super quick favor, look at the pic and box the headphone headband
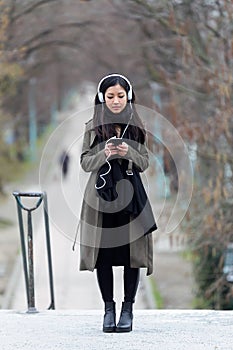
[97,73,133,103]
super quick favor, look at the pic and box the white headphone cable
[95,104,133,190]
[95,142,112,190]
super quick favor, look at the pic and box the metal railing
[13,191,55,313]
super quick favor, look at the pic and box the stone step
[1,309,232,350]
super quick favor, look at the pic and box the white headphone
[97,73,133,103]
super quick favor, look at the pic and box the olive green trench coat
[79,119,155,275]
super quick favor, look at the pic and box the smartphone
[107,137,123,146]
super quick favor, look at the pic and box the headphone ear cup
[128,89,132,101]
[98,92,104,103]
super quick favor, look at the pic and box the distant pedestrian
[77,74,157,333]
[59,151,70,178]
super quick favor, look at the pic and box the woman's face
[104,84,127,114]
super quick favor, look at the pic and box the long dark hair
[93,75,146,143]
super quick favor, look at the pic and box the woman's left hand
[117,142,128,157]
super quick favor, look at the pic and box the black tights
[96,265,140,303]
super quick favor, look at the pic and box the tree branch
[12,0,58,21]
[21,21,92,48]
[196,149,233,164]
[23,40,81,58]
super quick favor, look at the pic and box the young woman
[79,74,157,332]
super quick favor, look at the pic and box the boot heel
[103,325,115,333]
[116,302,133,333]
[103,301,116,333]
[115,324,132,333]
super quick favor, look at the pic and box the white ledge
[0,309,232,350]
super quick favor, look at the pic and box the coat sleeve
[80,124,106,173]
[124,136,149,172]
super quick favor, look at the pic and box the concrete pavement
[1,309,233,350]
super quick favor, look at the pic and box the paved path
[1,309,233,350]
[6,93,153,311]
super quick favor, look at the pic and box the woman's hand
[117,142,128,157]
[104,141,129,158]
[104,142,118,157]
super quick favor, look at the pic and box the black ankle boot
[103,301,116,333]
[116,302,133,333]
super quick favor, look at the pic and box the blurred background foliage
[0,0,232,308]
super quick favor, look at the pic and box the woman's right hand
[104,143,118,158]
